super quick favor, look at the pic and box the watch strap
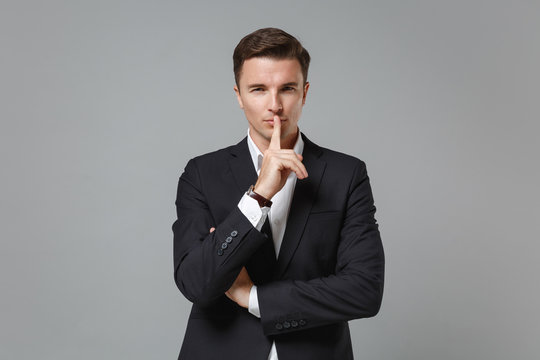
[247,185,272,208]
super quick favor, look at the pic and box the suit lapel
[275,134,326,278]
[228,137,258,196]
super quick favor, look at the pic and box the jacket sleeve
[256,160,385,336]
[172,158,267,307]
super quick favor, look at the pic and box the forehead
[239,57,303,86]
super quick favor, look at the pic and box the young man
[172,28,384,360]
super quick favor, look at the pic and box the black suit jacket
[172,133,384,360]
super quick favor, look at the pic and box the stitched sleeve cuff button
[283,321,291,329]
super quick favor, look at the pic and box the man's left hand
[225,266,253,309]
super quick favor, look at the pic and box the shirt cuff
[237,193,269,231]
[248,285,261,318]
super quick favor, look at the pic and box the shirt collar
[246,127,304,173]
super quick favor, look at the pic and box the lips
[264,118,287,123]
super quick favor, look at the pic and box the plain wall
[1,0,539,359]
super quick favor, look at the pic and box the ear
[302,82,310,106]
[234,85,244,109]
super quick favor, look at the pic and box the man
[172,28,384,360]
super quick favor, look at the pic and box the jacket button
[231,230,238,237]
[221,243,228,249]
[299,319,306,326]
[283,321,291,329]
[275,323,283,330]
[291,320,298,328]
[225,236,233,243]
[217,249,224,256]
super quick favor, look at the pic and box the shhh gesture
[253,115,308,200]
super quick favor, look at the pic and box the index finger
[269,115,281,150]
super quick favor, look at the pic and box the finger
[209,227,215,233]
[273,151,303,162]
[272,154,309,178]
[275,158,308,179]
[269,115,281,150]
[293,162,309,179]
[270,149,304,163]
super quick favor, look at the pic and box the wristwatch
[246,185,272,208]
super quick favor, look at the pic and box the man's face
[234,57,309,150]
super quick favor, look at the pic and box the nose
[268,92,283,114]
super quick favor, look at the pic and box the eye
[250,88,264,92]
[282,86,296,92]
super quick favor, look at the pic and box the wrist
[242,285,253,309]
[253,184,274,201]
[248,185,273,207]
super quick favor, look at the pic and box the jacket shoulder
[190,143,237,165]
[182,138,245,170]
[306,135,366,172]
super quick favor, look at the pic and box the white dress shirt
[237,128,304,360]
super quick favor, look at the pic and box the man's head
[233,27,311,87]
[233,28,311,150]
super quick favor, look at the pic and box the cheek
[287,100,304,118]
[243,99,264,115]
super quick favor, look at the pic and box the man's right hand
[253,115,308,199]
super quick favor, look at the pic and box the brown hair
[233,28,311,87]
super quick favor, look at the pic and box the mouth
[264,118,287,124]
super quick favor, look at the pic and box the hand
[225,266,253,309]
[254,115,308,199]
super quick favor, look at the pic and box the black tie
[246,217,277,285]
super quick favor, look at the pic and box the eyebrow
[247,82,299,89]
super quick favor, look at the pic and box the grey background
[1,0,539,359]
